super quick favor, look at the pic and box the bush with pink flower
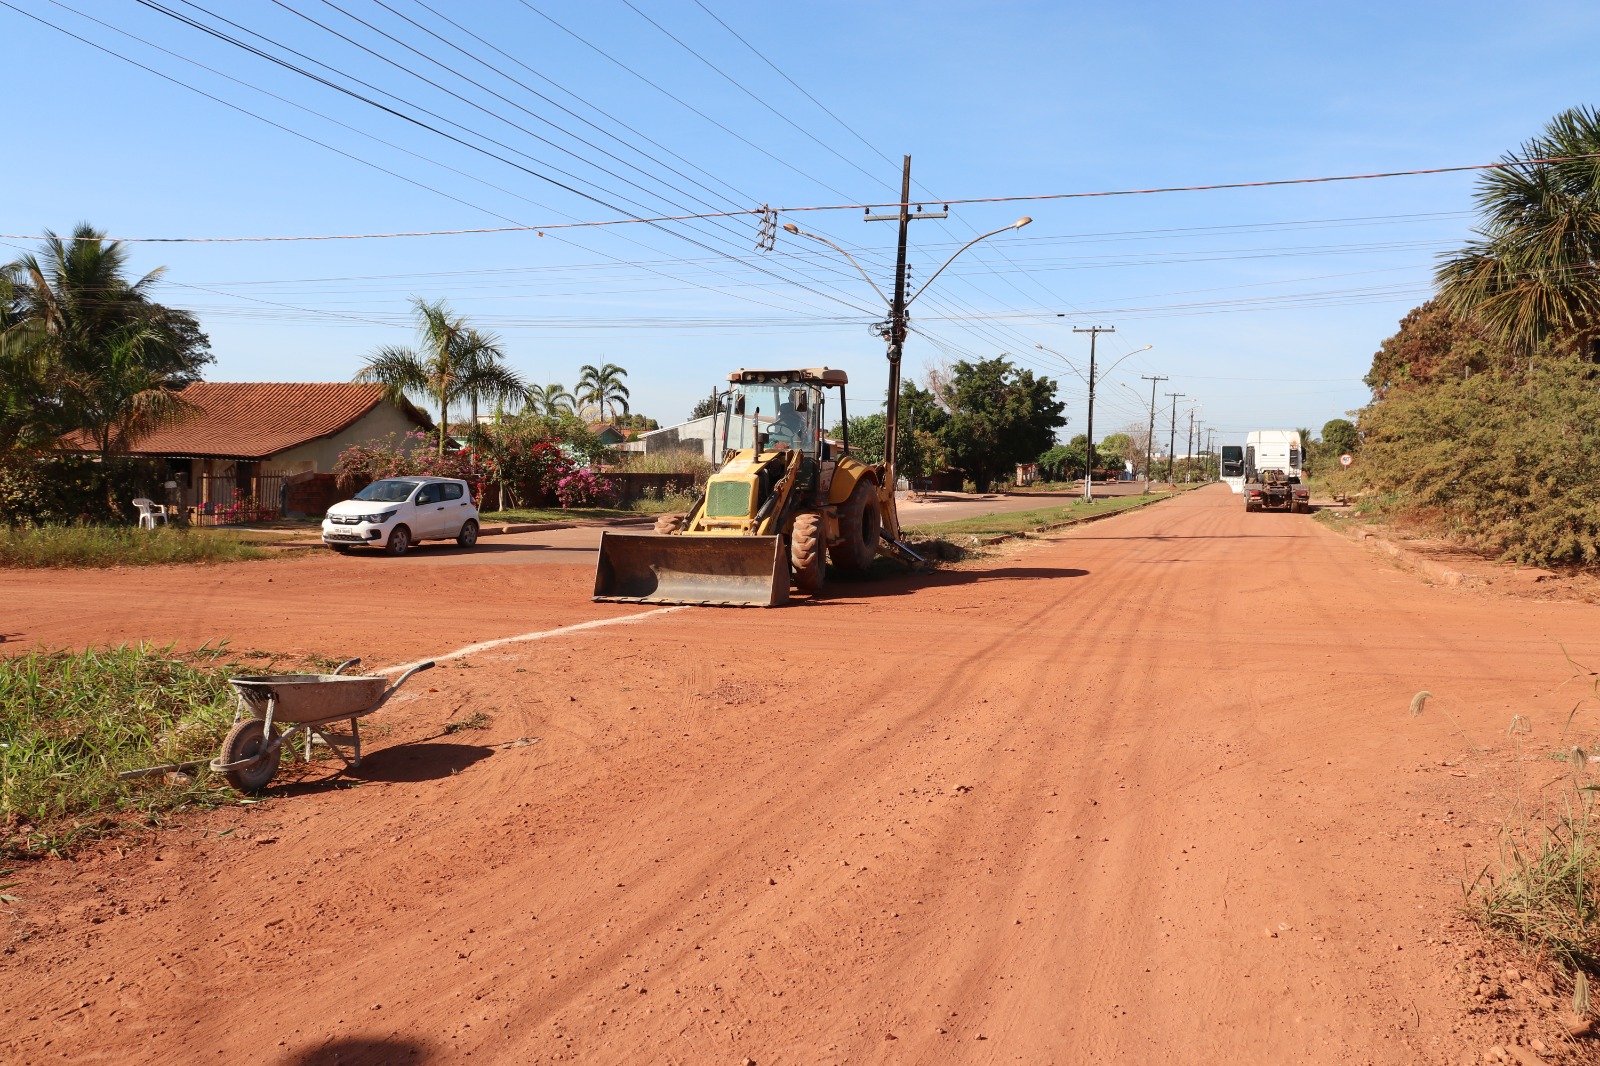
[554,468,617,508]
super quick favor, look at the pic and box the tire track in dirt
[8,486,1600,1064]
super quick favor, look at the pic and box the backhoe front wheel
[831,477,881,573]
[790,512,825,594]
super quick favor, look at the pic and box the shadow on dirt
[823,566,1088,600]
[268,741,493,795]
[347,741,494,783]
[281,1037,433,1064]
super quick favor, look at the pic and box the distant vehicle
[322,476,479,555]
[1244,468,1311,513]
[1220,445,1246,494]
[1244,430,1304,483]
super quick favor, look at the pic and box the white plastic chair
[132,498,168,530]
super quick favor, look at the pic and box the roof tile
[62,382,426,459]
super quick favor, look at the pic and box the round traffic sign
[1339,453,1353,467]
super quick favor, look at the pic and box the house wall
[638,414,719,461]
[262,401,425,475]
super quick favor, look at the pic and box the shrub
[613,448,714,484]
[1353,355,1600,565]
[476,429,573,508]
[332,431,476,494]
[0,453,162,526]
[555,469,617,508]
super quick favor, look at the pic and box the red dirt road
[5,485,1599,1064]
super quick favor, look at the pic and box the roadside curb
[1360,532,1474,588]
[956,489,1189,547]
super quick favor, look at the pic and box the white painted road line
[378,606,690,675]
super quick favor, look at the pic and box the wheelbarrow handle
[370,660,435,708]
[333,657,362,675]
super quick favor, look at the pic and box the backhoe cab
[592,367,922,606]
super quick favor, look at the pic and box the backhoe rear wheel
[831,477,881,573]
[790,512,825,594]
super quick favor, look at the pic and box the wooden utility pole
[1165,392,1185,483]
[1072,326,1116,503]
[1140,374,1167,493]
[865,156,943,488]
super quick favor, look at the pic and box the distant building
[62,381,430,519]
[633,414,721,461]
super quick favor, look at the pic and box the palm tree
[355,297,525,454]
[526,382,577,418]
[1436,106,1600,354]
[2,225,198,457]
[577,362,630,422]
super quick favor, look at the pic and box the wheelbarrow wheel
[220,718,282,793]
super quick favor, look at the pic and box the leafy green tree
[1321,418,1358,456]
[938,357,1065,491]
[1038,439,1086,481]
[1097,432,1132,476]
[1436,106,1600,354]
[1365,300,1498,398]
[837,413,886,465]
[577,362,630,421]
[689,394,725,421]
[2,225,209,458]
[613,412,658,431]
[355,297,525,454]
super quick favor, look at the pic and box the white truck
[1222,430,1304,495]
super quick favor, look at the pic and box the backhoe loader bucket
[592,531,790,607]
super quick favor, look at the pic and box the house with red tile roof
[62,382,430,518]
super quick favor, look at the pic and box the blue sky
[6,0,1598,444]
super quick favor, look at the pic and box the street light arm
[906,217,1031,307]
[1096,344,1154,383]
[781,222,890,306]
[1033,342,1090,387]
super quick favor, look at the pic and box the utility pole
[865,156,944,487]
[1140,374,1167,494]
[1072,325,1116,503]
[1206,429,1216,480]
[1164,392,1185,483]
[1184,407,1197,482]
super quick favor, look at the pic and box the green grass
[0,525,271,568]
[0,643,252,857]
[905,491,1172,538]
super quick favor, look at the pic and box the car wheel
[386,525,412,556]
[457,519,479,547]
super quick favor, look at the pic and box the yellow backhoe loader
[592,367,923,607]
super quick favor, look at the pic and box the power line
[3,155,1581,244]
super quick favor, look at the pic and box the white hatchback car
[322,476,480,555]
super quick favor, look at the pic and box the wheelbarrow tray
[228,674,390,724]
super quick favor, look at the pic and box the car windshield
[353,479,419,503]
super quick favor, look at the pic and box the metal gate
[192,473,287,526]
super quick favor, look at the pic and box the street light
[1036,340,1151,501]
[782,215,1031,481]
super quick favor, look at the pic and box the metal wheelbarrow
[211,658,434,792]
